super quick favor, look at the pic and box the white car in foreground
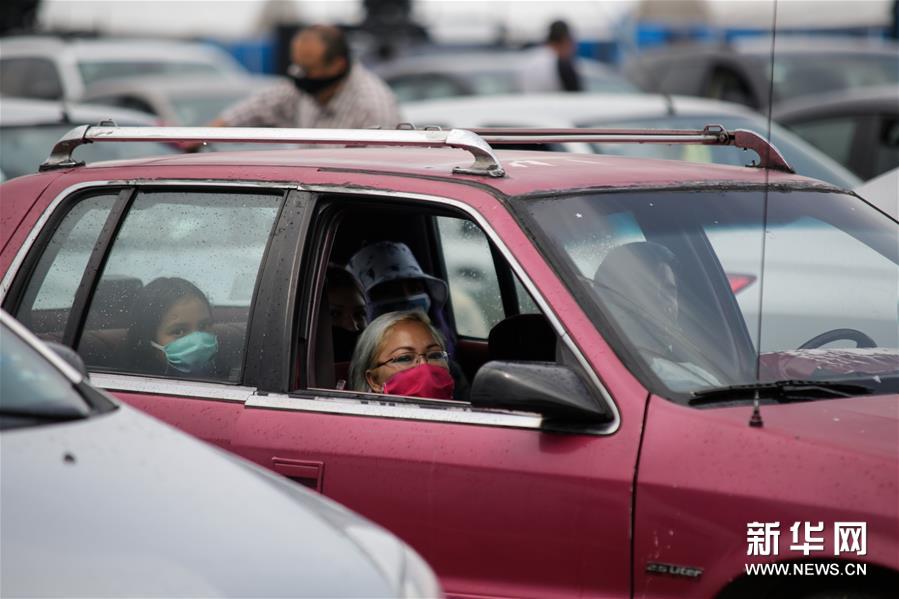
[0,310,440,598]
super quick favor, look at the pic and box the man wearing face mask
[210,25,401,131]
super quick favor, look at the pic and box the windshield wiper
[689,380,872,407]
[0,406,89,422]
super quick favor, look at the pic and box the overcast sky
[37,0,895,41]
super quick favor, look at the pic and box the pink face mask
[382,363,455,400]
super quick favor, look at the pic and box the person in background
[210,24,401,130]
[125,277,218,377]
[325,264,367,363]
[349,310,455,400]
[522,19,583,93]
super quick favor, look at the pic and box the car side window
[309,202,563,403]
[14,193,118,342]
[75,190,281,382]
[0,57,63,100]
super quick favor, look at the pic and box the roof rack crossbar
[40,125,506,177]
[469,125,793,172]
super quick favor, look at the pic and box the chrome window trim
[90,372,255,402]
[1,178,621,435]
[247,392,546,430]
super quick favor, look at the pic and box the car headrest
[488,313,556,362]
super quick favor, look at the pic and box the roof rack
[39,125,506,177]
[40,123,793,177]
[469,124,793,173]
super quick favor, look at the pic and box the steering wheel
[798,328,877,350]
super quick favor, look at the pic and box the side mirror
[470,361,611,422]
[45,342,90,380]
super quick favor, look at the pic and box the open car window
[303,198,563,404]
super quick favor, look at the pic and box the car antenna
[749,0,779,429]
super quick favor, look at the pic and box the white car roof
[0,96,158,126]
[402,92,760,128]
[0,35,243,69]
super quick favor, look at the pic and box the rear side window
[0,57,63,100]
[14,193,118,341]
[79,190,281,382]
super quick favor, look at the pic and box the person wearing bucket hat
[347,241,449,321]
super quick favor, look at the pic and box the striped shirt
[220,63,402,130]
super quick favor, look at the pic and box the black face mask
[290,63,351,95]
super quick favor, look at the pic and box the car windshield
[516,188,898,400]
[0,125,179,179]
[581,114,861,189]
[170,93,248,126]
[78,61,224,86]
[0,323,90,427]
[770,54,899,102]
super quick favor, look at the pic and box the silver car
[0,35,248,102]
[0,310,441,598]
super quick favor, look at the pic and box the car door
[226,189,646,598]
[3,182,292,448]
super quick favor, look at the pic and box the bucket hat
[347,241,448,306]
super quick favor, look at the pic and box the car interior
[299,196,565,403]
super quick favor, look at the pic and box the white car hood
[0,403,398,597]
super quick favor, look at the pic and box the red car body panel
[1,147,896,598]
[634,394,899,597]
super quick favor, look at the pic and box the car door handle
[271,458,324,492]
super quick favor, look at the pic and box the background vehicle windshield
[770,54,899,102]
[0,323,88,424]
[518,189,898,398]
[583,114,861,189]
[0,125,178,179]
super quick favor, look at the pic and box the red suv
[1,125,896,598]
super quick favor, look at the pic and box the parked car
[0,125,896,598]
[0,97,179,180]
[0,309,441,598]
[774,85,899,180]
[402,92,861,189]
[82,74,286,126]
[855,166,898,220]
[373,50,639,102]
[623,36,899,111]
[0,35,247,102]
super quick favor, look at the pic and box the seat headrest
[488,313,556,362]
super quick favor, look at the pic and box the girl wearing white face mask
[125,277,219,378]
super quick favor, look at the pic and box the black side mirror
[45,342,89,380]
[470,361,610,422]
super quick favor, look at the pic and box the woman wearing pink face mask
[348,310,455,400]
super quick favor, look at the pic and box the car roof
[69,145,815,197]
[375,50,620,77]
[402,92,762,127]
[0,96,158,126]
[732,35,899,56]
[0,35,242,65]
[82,73,284,98]
[773,84,899,121]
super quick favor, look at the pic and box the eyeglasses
[373,350,449,370]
